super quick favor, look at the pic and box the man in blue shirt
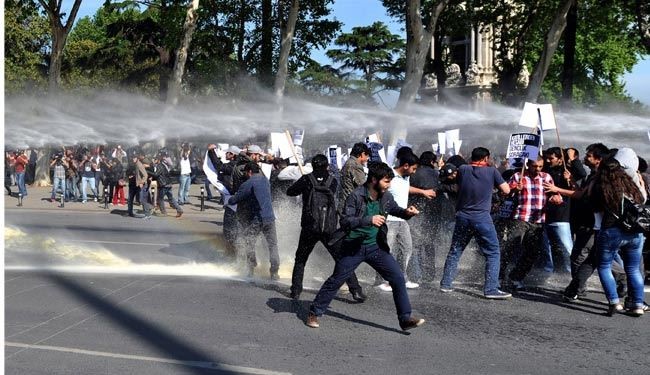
[439,147,512,299]
[228,161,280,280]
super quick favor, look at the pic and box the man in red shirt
[506,157,562,289]
[15,150,29,197]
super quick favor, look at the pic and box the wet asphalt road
[5,205,650,375]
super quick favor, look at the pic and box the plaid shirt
[509,171,554,224]
[53,164,66,179]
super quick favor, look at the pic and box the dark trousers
[311,242,412,322]
[157,185,182,215]
[496,218,518,279]
[564,229,627,297]
[508,221,545,282]
[223,207,238,257]
[290,229,361,296]
[127,185,140,215]
[107,182,117,204]
[239,220,280,274]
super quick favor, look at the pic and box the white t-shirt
[387,173,410,222]
[180,158,191,175]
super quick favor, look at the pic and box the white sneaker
[405,281,420,289]
[377,282,392,292]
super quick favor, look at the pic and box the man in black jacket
[151,155,183,218]
[306,162,424,331]
[287,154,365,302]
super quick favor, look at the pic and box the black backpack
[306,174,338,235]
[613,196,650,234]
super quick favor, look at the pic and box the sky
[73,0,650,105]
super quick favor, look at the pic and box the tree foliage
[4,0,50,93]
[326,22,405,102]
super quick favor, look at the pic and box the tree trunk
[396,0,448,111]
[526,0,575,103]
[237,0,246,67]
[39,0,83,94]
[259,0,274,87]
[157,47,173,101]
[274,0,300,99]
[560,2,577,109]
[167,0,200,106]
[634,0,650,53]
[33,149,53,187]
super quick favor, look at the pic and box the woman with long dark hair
[592,156,646,317]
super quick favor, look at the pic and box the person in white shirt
[378,150,436,291]
[178,145,192,204]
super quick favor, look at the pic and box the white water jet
[6,91,649,158]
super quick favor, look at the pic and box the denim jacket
[330,185,411,252]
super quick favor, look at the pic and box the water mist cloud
[5,91,650,156]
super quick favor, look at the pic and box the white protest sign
[445,129,460,153]
[432,144,439,153]
[437,132,446,155]
[647,129,650,142]
[386,145,396,167]
[328,145,343,170]
[260,163,273,180]
[453,140,462,155]
[292,129,305,147]
[519,102,557,130]
[367,133,381,143]
[270,132,293,159]
[506,133,541,169]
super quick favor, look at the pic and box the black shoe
[289,291,300,300]
[606,303,623,317]
[562,293,579,303]
[399,317,425,331]
[350,289,367,303]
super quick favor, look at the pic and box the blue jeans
[81,176,97,201]
[139,184,152,216]
[204,179,213,199]
[440,216,501,295]
[544,222,573,273]
[597,227,645,307]
[311,243,412,322]
[178,174,191,203]
[157,186,182,214]
[66,176,79,200]
[16,172,27,196]
[51,177,66,199]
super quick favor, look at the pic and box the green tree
[526,0,646,107]
[326,22,405,103]
[4,0,50,93]
[38,0,84,93]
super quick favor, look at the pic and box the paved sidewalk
[4,184,224,217]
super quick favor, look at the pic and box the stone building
[419,25,529,108]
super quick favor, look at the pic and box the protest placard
[519,102,556,130]
[506,133,541,168]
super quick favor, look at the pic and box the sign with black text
[506,133,541,168]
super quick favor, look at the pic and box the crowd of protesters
[5,138,650,330]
